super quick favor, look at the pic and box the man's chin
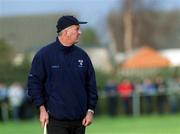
[74,40,79,44]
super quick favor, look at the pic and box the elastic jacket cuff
[87,109,94,114]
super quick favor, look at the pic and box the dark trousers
[107,97,118,116]
[47,118,86,134]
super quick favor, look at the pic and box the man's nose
[78,30,81,35]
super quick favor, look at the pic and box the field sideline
[0,114,180,134]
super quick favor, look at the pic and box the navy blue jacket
[28,38,98,120]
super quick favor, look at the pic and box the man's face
[66,25,81,44]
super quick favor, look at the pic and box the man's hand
[39,105,49,128]
[82,111,94,127]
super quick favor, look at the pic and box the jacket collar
[55,37,75,52]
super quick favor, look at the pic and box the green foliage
[10,56,31,84]
[117,67,180,81]
[80,27,100,46]
[0,40,30,84]
[95,70,111,90]
[0,39,13,65]
[0,57,30,85]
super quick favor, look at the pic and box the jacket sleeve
[86,55,98,111]
[27,52,46,108]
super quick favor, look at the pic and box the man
[28,15,98,134]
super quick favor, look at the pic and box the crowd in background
[0,76,180,122]
[103,76,180,116]
[0,81,35,122]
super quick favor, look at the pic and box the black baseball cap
[56,15,87,33]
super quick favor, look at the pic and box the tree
[0,39,14,65]
[0,39,14,83]
[79,27,100,46]
[107,0,180,52]
[0,39,30,84]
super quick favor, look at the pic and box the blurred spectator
[133,79,144,113]
[143,78,156,114]
[105,79,118,116]
[167,77,180,114]
[155,77,167,114]
[19,88,36,119]
[8,82,25,121]
[117,79,133,115]
[134,80,143,94]
[0,82,8,121]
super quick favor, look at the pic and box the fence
[0,89,180,121]
[97,89,180,116]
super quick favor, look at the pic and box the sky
[1,0,180,27]
[1,0,180,44]
[0,0,120,27]
[0,0,119,16]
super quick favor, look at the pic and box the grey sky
[1,0,180,27]
[1,0,180,45]
[0,0,120,27]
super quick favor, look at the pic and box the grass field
[1,114,180,134]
